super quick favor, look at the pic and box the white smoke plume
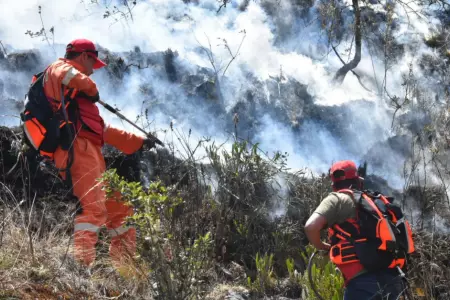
[0,0,446,193]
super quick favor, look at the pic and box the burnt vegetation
[0,0,450,299]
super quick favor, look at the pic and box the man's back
[314,192,356,226]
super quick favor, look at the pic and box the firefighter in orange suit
[41,39,154,270]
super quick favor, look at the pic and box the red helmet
[65,39,106,69]
[329,160,359,183]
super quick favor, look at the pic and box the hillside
[1,0,450,299]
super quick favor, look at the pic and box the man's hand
[142,138,156,149]
[319,242,331,251]
[144,135,164,147]
[316,243,331,258]
[142,137,164,149]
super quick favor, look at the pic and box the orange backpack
[329,189,415,271]
[21,69,75,159]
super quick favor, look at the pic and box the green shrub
[205,140,289,264]
[300,245,344,300]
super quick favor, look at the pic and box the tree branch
[124,63,150,72]
[222,30,246,77]
[194,33,219,76]
[332,45,371,92]
[217,0,231,14]
[0,40,7,57]
[334,0,361,84]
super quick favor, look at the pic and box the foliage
[247,252,276,295]
[205,140,290,263]
[408,231,450,299]
[101,169,214,300]
[300,245,344,300]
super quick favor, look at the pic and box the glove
[142,138,156,150]
[77,91,99,103]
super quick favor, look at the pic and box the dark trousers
[344,269,407,300]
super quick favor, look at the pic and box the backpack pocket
[376,218,397,251]
[354,239,394,271]
[23,117,46,151]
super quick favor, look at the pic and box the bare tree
[333,0,361,83]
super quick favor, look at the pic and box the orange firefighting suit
[42,58,144,267]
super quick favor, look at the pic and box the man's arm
[304,194,342,251]
[304,213,330,251]
[44,61,99,103]
[57,62,99,97]
[103,124,144,154]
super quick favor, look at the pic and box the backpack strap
[58,84,75,191]
[361,193,398,251]
[333,189,363,220]
[328,191,361,245]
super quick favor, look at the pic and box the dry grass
[204,284,249,300]
[408,231,450,299]
[0,197,155,299]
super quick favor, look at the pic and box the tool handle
[98,100,165,147]
[98,100,117,114]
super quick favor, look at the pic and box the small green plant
[300,245,344,300]
[247,252,276,295]
[284,257,303,298]
[233,219,248,236]
[286,257,296,282]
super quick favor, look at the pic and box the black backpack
[330,189,415,272]
[21,69,74,159]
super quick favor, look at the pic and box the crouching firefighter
[20,39,157,273]
[304,160,415,300]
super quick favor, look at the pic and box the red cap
[66,39,107,69]
[330,160,359,183]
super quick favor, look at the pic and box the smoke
[268,173,289,220]
[0,0,446,201]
